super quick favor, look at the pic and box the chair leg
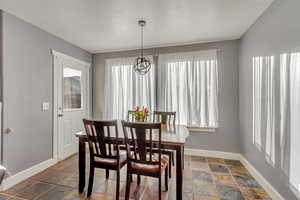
[165,166,168,191]
[169,157,172,178]
[182,146,185,169]
[137,175,141,185]
[106,169,109,179]
[87,165,95,197]
[125,171,131,200]
[158,177,162,200]
[171,152,175,166]
[116,170,120,200]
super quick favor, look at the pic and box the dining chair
[153,111,176,125]
[122,121,169,200]
[83,119,127,199]
[127,110,136,121]
[153,111,177,175]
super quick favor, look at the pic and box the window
[157,50,218,128]
[103,50,218,128]
[252,56,275,165]
[104,57,155,120]
[63,67,82,110]
[280,52,300,196]
[252,53,300,196]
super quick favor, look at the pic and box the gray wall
[239,0,300,199]
[1,11,92,175]
[0,11,3,163]
[93,40,241,153]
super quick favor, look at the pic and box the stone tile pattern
[0,154,272,200]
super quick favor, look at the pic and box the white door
[53,51,90,160]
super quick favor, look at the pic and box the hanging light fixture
[134,20,151,75]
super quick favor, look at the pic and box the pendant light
[134,20,151,75]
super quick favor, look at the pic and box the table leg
[79,139,86,193]
[176,145,183,200]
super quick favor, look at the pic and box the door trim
[51,49,91,160]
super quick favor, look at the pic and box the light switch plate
[42,102,50,111]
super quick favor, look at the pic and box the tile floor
[0,154,272,200]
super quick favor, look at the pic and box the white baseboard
[1,158,58,191]
[185,148,285,200]
[239,156,285,200]
[184,148,241,160]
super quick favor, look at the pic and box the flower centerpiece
[133,106,149,122]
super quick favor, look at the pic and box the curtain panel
[103,56,155,120]
[157,50,218,128]
[252,56,276,166]
[280,52,300,196]
[280,53,291,177]
[252,53,300,196]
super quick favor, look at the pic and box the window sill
[187,127,217,133]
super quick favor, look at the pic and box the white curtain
[280,54,290,177]
[157,50,218,127]
[252,56,276,165]
[281,52,300,195]
[253,52,300,196]
[104,56,155,120]
[253,57,263,150]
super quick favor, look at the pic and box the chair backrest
[83,119,120,161]
[121,121,162,166]
[153,111,176,125]
[127,110,136,121]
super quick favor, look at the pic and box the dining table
[75,121,189,200]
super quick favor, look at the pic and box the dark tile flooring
[0,154,272,200]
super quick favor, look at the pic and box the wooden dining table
[75,122,189,200]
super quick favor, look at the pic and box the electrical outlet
[42,102,50,111]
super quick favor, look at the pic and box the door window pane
[63,67,82,110]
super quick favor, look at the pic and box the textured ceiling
[0,0,273,53]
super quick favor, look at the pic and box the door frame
[51,50,91,161]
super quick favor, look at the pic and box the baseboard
[239,156,285,200]
[185,148,285,200]
[1,158,58,191]
[184,148,241,160]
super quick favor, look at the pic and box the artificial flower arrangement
[133,106,149,122]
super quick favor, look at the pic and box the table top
[76,121,189,145]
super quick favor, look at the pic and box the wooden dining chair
[83,119,127,199]
[122,121,169,200]
[127,110,136,121]
[153,111,176,125]
[153,111,177,175]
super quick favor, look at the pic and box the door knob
[58,114,64,117]
[4,128,13,135]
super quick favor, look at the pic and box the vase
[135,116,146,122]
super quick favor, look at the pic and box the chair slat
[107,126,112,156]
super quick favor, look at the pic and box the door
[53,51,90,160]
